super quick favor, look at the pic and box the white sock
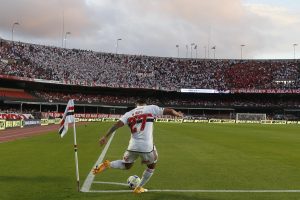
[110,160,126,169]
[139,168,154,187]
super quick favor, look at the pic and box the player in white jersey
[93,99,183,194]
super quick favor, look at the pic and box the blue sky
[0,0,299,59]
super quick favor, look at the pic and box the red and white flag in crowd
[58,99,75,138]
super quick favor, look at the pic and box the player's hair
[136,99,147,105]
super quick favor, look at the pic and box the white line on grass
[89,182,300,193]
[80,131,116,192]
[88,189,300,193]
[93,181,128,186]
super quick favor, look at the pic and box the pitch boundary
[90,181,300,193]
[80,131,116,192]
[88,189,300,193]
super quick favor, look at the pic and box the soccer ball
[127,175,141,189]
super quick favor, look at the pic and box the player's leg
[133,147,158,193]
[93,151,137,174]
[138,154,157,187]
[110,160,134,169]
[138,163,155,186]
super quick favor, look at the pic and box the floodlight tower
[176,45,179,58]
[190,43,195,58]
[64,32,71,48]
[240,44,246,59]
[116,38,122,54]
[12,22,20,42]
[293,44,298,59]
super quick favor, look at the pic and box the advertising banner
[22,119,41,127]
[41,119,49,126]
[0,120,5,130]
[5,120,22,128]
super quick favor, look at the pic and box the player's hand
[99,136,107,146]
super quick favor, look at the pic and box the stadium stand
[1,39,300,121]
[0,87,35,100]
[32,90,300,108]
[0,40,299,91]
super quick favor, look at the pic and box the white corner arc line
[87,189,300,193]
[80,131,116,192]
[93,181,128,186]
[89,190,131,193]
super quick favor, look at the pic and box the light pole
[240,44,246,59]
[293,44,298,59]
[176,45,179,58]
[116,38,122,54]
[204,46,207,59]
[186,45,188,58]
[12,22,20,42]
[64,31,71,48]
[212,46,216,59]
[190,43,195,58]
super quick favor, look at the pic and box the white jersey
[119,105,164,153]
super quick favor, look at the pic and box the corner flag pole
[59,99,80,192]
[73,118,80,192]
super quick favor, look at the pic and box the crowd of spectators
[33,91,300,108]
[34,91,160,105]
[0,40,299,91]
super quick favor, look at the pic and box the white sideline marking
[93,181,128,186]
[80,131,116,192]
[88,189,300,193]
[88,182,300,193]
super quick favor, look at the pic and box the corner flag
[59,99,75,138]
[58,99,80,192]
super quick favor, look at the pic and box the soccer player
[93,99,183,193]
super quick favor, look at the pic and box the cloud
[246,3,300,25]
[0,0,98,46]
[0,0,299,58]
[244,3,300,58]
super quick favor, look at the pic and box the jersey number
[128,114,152,134]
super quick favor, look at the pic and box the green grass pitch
[0,123,300,200]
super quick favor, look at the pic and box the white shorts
[122,146,158,165]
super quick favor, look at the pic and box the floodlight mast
[64,32,71,48]
[293,44,298,59]
[176,44,179,58]
[12,22,20,42]
[240,44,246,59]
[116,38,122,54]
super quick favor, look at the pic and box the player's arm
[99,120,124,146]
[163,108,183,117]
